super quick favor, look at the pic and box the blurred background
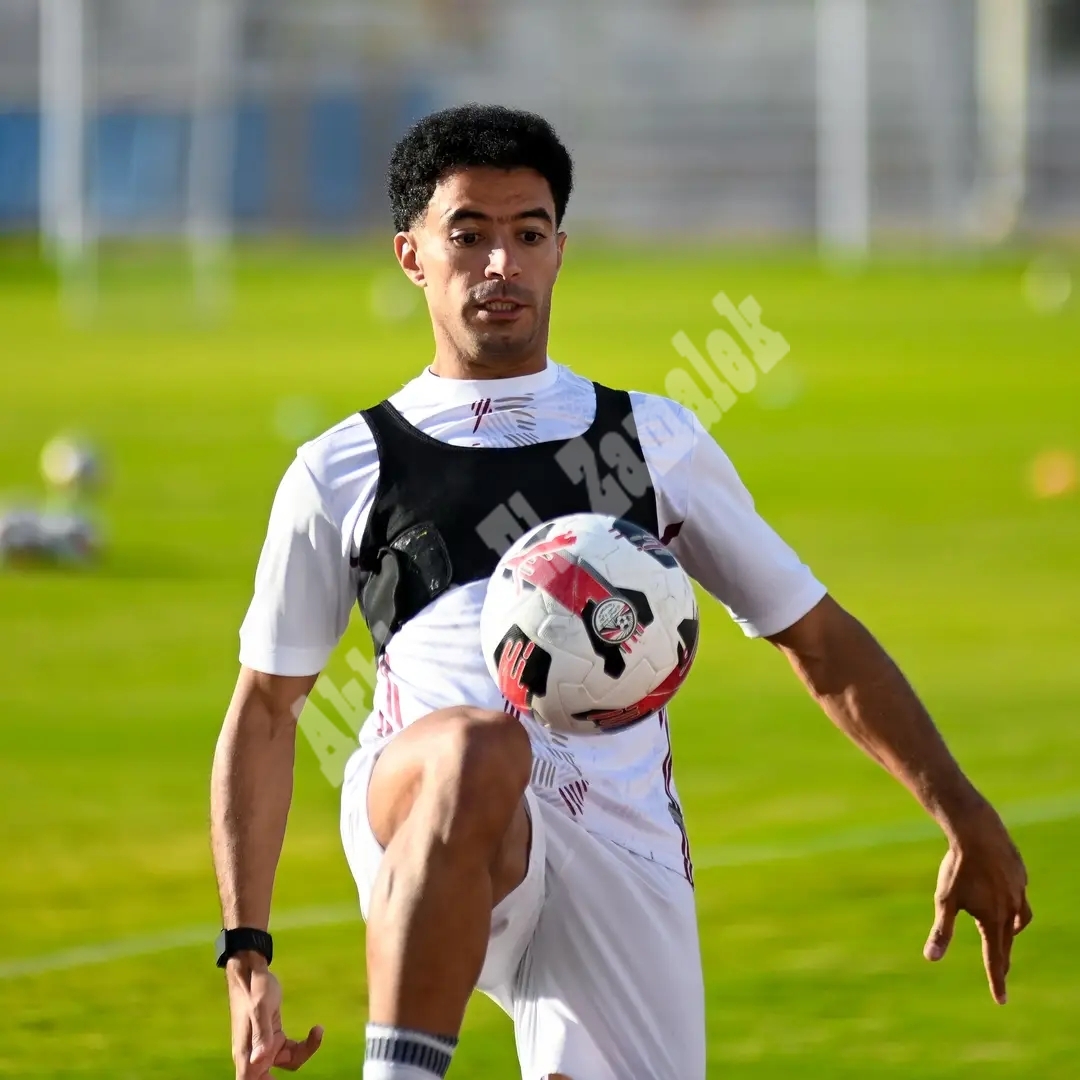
[1,2,1077,1078]
[2,0,1080,248]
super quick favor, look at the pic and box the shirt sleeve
[238,455,356,676]
[634,394,827,638]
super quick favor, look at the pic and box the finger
[248,1002,279,1068]
[1014,895,1033,935]
[231,1002,256,1079]
[273,1026,325,1071]
[924,896,957,961]
[978,919,1009,1005]
[1000,918,1015,979]
[231,1014,251,1078]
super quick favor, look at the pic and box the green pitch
[0,246,1077,1078]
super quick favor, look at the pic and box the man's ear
[395,232,426,287]
[556,231,567,271]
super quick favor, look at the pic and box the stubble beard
[460,300,551,369]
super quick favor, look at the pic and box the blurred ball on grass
[40,434,104,494]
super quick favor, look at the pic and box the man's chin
[470,328,537,359]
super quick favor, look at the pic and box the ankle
[364,1023,459,1079]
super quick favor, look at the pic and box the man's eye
[453,232,479,246]
[522,231,544,243]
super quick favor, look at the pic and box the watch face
[215,929,231,966]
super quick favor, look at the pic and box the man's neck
[429,349,548,381]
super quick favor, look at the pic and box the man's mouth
[474,299,526,320]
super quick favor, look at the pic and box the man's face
[395,166,565,371]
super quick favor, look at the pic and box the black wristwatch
[216,927,274,969]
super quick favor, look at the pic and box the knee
[426,707,532,828]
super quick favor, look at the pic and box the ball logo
[591,597,638,645]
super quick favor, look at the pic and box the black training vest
[355,383,660,653]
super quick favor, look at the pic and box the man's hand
[769,596,1034,1005]
[213,669,322,1075]
[924,806,1033,1004]
[226,954,323,1078]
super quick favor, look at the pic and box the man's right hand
[226,954,323,1078]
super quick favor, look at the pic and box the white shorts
[340,744,706,1080]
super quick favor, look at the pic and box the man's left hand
[923,806,1032,1004]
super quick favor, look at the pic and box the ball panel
[491,625,553,711]
[481,512,699,736]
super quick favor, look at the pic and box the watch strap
[216,927,273,968]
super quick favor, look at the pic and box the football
[480,512,700,736]
[40,435,102,492]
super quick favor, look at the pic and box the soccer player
[211,105,1031,1080]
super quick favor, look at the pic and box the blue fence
[0,110,39,225]
[0,86,432,232]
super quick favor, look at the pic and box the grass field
[1,245,1078,1078]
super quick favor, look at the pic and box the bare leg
[364,706,532,1036]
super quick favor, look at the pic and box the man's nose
[486,244,521,280]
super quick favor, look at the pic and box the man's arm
[211,666,323,1078]
[634,400,1031,1001]
[767,594,1032,1004]
[212,667,315,927]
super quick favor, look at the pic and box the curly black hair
[387,103,574,233]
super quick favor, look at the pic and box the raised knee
[429,707,532,817]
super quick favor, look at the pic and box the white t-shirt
[239,359,826,880]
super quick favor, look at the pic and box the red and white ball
[480,512,699,736]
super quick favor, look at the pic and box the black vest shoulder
[355,383,660,653]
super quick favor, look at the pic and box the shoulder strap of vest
[360,398,412,444]
[590,382,635,436]
[587,381,659,535]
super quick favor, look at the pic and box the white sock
[363,1023,458,1079]
[363,1066,446,1080]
